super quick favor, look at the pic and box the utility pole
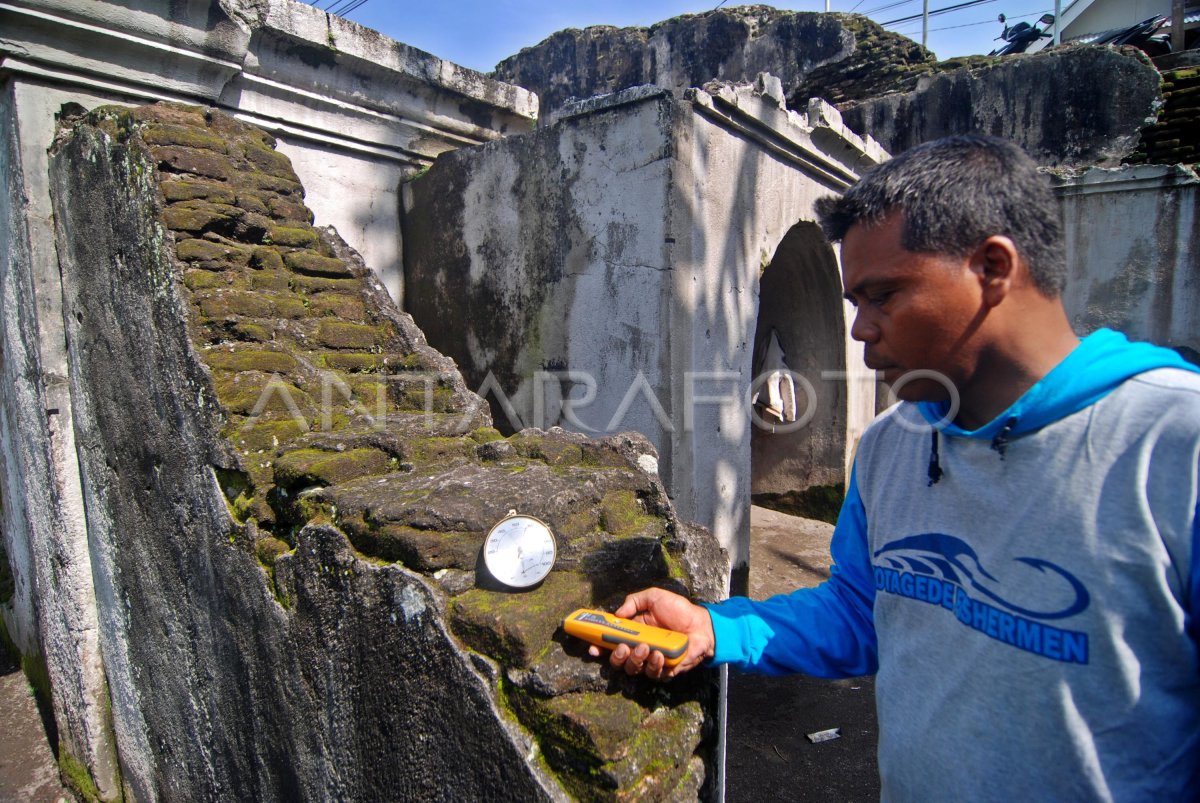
[922,0,929,47]
[1174,0,1186,53]
[1053,0,1062,45]
[825,1,831,11]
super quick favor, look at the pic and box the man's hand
[588,587,716,680]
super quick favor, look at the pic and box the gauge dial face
[483,514,556,589]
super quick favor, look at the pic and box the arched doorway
[749,222,847,519]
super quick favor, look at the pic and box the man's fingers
[622,643,651,676]
[613,593,642,619]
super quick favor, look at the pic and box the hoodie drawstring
[927,429,944,486]
[928,414,1019,485]
[991,416,1019,459]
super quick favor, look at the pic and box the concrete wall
[1056,164,1199,358]
[405,77,885,570]
[0,0,536,304]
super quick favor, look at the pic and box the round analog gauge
[483,511,557,589]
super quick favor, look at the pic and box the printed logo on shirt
[873,532,1090,665]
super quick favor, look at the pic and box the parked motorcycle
[1088,15,1172,57]
[989,13,1056,56]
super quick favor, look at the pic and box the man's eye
[869,291,892,306]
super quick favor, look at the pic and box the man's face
[840,213,985,403]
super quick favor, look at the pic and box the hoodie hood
[917,328,1200,442]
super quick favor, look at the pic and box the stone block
[151,145,238,181]
[273,447,394,489]
[315,320,381,349]
[161,179,237,204]
[268,225,320,249]
[284,250,355,278]
[203,348,299,374]
[450,571,592,667]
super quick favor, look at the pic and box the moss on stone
[318,352,384,373]
[212,372,313,418]
[161,200,240,234]
[183,269,229,291]
[345,523,482,572]
[274,447,393,489]
[250,246,285,272]
[268,196,313,224]
[176,238,252,269]
[248,270,291,292]
[255,536,291,568]
[240,141,297,178]
[470,427,505,444]
[142,122,228,153]
[450,572,592,667]
[315,320,382,350]
[203,349,298,374]
[598,490,661,538]
[234,192,269,216]
[241,172,304,197]
[227,416,309,453]
[511,434,583,466]
[58,746,105,803]
[288,274,360,294]
[161,179,237,205]
[284,250,354,279]
[151,145,238,181]
[268,225,320,249]
[558,508,601,543]
[197,291,274,319]
[131,102,207,128]
[309,293,366,320]
[406,436,478,465]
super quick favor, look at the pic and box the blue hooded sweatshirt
[705,329,1200,801]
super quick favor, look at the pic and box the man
[598,135,1200,799]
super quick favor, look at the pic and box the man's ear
[971,235,1019,308]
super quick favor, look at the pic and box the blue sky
[339,1,1059,74]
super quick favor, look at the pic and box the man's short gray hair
[815,135,1067,297]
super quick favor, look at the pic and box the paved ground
[0,505,875,802]
[725,506,880,802]
[0,649,71,803]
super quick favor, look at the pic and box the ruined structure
[41,100,721,800]
[493,8,936,118]
[838,45,1162,166]
[2,1,1198,799]
[403,79,884,575]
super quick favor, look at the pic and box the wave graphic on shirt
[873,533,1089,621]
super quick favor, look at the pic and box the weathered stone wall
[2,0,537,304]
[839,45,1163,167]
[1127,65,1200,166]
[492,7,929,117]
[1055,164,1200,360]
[403,81,882,572]
[43,102,722,801]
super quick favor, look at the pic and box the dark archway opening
[749,222,847,522]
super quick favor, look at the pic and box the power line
[891,10,1048,33]
[882,0,996,26]
[862,0,921,16]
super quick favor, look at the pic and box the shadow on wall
[750,223,846,499]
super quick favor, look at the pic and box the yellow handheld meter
[562,608,689,667]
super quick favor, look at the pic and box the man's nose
[850,308,879,343]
